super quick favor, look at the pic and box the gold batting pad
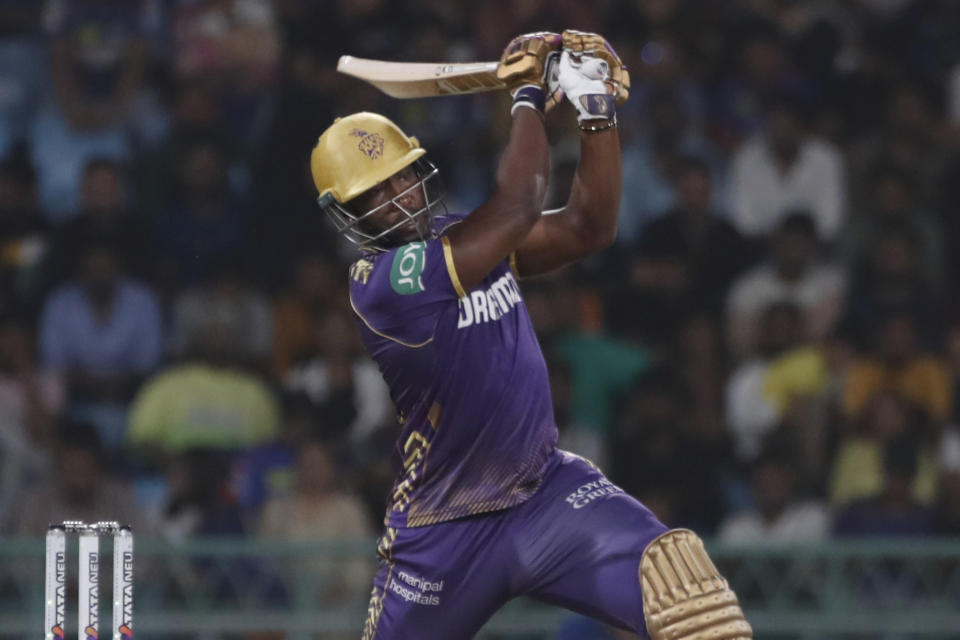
[497,32,562,91]
[640,529,753,640]
[561,30,630,106]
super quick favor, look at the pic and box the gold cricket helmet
[311,112,425,204]
[311,112,444,251]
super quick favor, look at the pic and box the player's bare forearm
[447,106,549,291]
[514,122,621,277]
[568,121,622,245]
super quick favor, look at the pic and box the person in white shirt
[719,448,829,543]
[730,93,846,241]
[726,211,846,360]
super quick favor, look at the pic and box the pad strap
[640,529,753,640]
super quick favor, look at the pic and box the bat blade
[337,55,504,98]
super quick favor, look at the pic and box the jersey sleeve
[349,237,463,347]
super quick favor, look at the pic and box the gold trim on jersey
[509,251,520,278]
[350,294,435,349]
[363,528,399,640]
[362,561,394,640]
[427,402,442,429]
[561,448,600,471]
[391,430,433,514]
[441,236,466,298]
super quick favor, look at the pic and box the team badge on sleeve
[391,242,427,294]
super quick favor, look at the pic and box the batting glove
[557,50,616,123]
[496,32,562,115]
[552,29,630,109]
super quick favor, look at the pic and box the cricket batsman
[309,30,753,639]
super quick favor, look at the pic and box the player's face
[350,165,430,244]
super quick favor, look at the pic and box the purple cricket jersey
[348,212,558,528]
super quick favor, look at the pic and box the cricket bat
[337,55,505,98]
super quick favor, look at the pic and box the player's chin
[399,217,430,240]
[383,223,421,245]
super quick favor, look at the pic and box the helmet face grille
[318,159,446,251]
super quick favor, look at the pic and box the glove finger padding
[561,29,630,106]
[497,32,563,93]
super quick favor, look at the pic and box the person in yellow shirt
[830,391,938,506]
[843,314,951,423]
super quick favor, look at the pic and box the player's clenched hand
[497,32,562,115]
[554,30,629,108]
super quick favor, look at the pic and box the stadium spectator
[168,253,272,370]
[48,157,152,284]
[841,162,945,294]
[31,0,163,221]
[833,433,936,537]
[681,314,731,441]
[0,146,50,317]
[848,81,950,213]
[842,313,952,425]
[838,221,945,353]
[229,392,323,518]
[527,275,650,438]
[9,420,144,536]
[725,211,846,360]
[618,88,726,241]
[38,239,163,452]
[0,312,62,449]
[609,367,725,535]
[725,300,828,465]
[729,92,846,241]
[282,308,392,447]
[157,448,244,540]
[0,3,46,156]
[151,134,254,288]
[135,80,236,216]
[718,446,829,543]
[631,155,754,319]
[270,251,346,379]
[0,313,62,532]
[257,437,374,602]
[166,0,280,150]
[708,20,813,150]
[126,298,280,461]
[829,392,939,508]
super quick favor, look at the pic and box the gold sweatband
[640,529,753,640]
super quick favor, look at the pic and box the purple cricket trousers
[362,449,669,639]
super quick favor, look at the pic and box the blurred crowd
[1,0,960,589]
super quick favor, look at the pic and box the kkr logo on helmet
[350,128,385,159]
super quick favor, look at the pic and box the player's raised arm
[443,33,560,292]
[514,31,630,277]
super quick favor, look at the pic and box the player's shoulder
[349,241,429,296]
[348,240,453,348]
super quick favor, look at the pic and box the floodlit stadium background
[1,1,960,637]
